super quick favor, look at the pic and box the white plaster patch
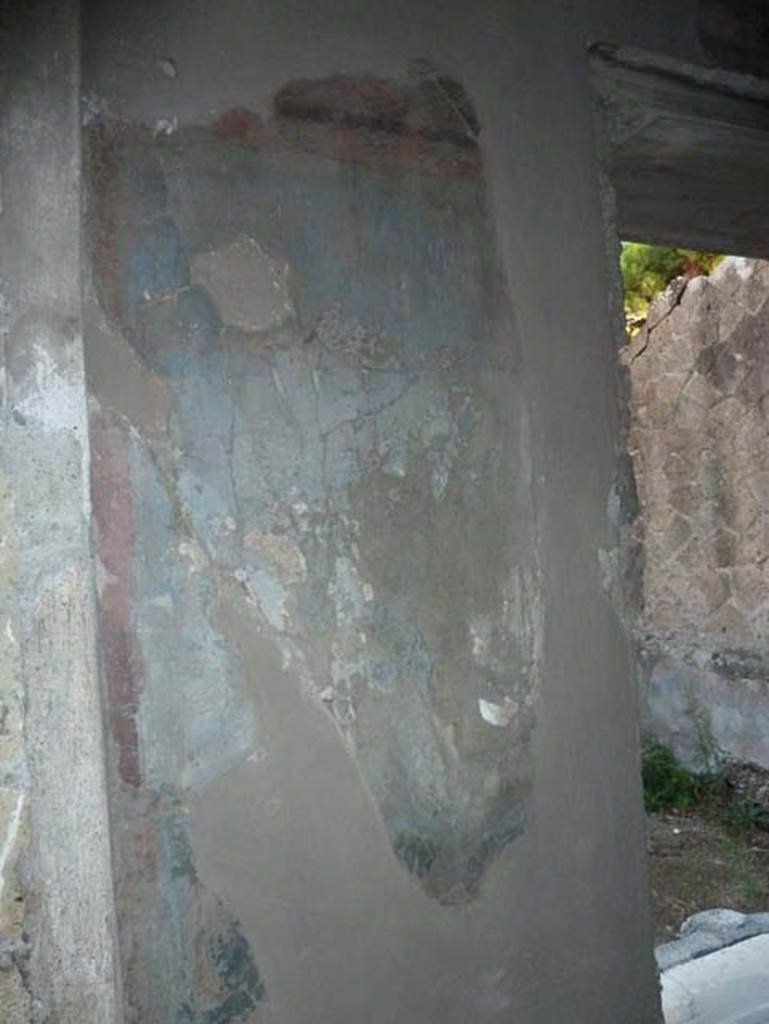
[234,566,289,632]
[470,616,491,663]
[81,92,111,125]
[382,446,407,478]
[94,556,119,596]
[290,501,312,536]
[475,968,513,1012]
[178,538,207,573]
[153,117,178,137]
[478,697,517,728]
[0,791,24,907]
[157,57,177,78]
[0,283,9,342]
[503,565,544,690]
[14,343,86,435]
[329,556,370,627]
[192,237,295,333]
[432,452,451,499]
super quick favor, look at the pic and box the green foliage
[684,690,725,776]
[620,243,724,334]
[642,737,769,845]
[641,741,724,813]
[724,799,769,834]
[737,873,769,904]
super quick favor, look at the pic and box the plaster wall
[79,3,704,1020]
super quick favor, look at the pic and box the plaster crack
[628,277,689,364]
[319,379,415,441]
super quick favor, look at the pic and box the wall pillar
[0,2,120,1020]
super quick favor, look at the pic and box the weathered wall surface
[625,258,769,769]
[76,0,715,1021]
[0,2,120,1021]
[86,67,543,1023]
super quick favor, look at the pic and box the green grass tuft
[642,741,725,813]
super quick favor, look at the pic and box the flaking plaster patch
[234,566,290,632]
[244,531,307,584]
[192,237,295,333]
[89,107,539,918]
[178,538,207,573]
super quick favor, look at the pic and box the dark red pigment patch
[273,72,481,176]
[209,71,482,177]
[276,70,481,145]
[91,412,145,788]
[274,72,480,147]
[275,74,410,132]
[212,107,264,143]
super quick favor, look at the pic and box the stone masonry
[625,257,769,770]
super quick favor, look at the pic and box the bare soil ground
[647,763,769,943]
[648,810,769,943]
